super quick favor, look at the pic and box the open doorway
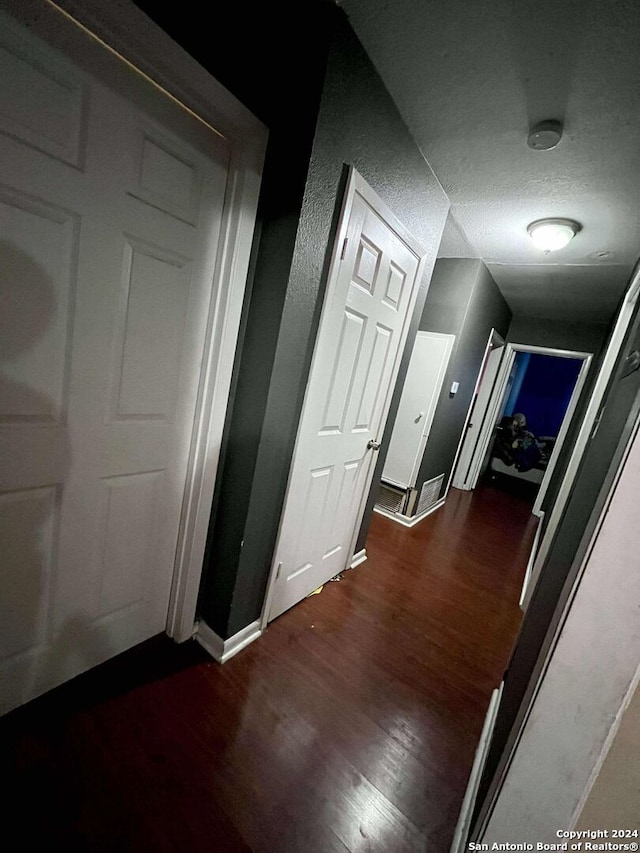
[371,325,592,601]
[453,344,591,517]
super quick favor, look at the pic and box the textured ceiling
[340,0,640,322]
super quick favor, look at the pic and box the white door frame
[14,0,268,642]
[448,328,504,494]
[261,167,431,628]
[465,343,591,512]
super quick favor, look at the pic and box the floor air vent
[376,482,406,514]
[417,474,444,515]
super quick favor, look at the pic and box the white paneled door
[266,170,428,622]
[382,330,455,490]
[0,13,231,712]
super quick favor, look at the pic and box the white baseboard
[450,683,504,853]
[373,497,445,528]
[196,618,262,664]
[350,548,367,569]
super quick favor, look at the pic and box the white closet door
[382,331,455,489]
[266,171,427,623]
[0,13,230,712]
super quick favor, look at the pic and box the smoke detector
[527,120,563,151]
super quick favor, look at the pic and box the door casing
[449,328,504,493]
[463,343,591,513]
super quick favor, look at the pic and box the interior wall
[144,6,446,637]
[135,2,450,638]
[133,0,340,637]
[356,258,510,546]
[416,261,511,496]
[507,316,609,353]
[356,257,477,541]
[575,677,640,830]
[483,418,640,843]
[416,257,480,336]
[221,16,449,636]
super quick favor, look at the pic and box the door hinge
[276,561,283,580]
[340,237,348,260]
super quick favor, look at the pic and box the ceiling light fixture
[527,218,581,253]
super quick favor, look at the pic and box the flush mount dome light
[527,218,581,252]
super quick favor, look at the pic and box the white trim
[526,262,640,609]
[532,354,592,516]
[449,329,505,494]
[20,0,268,643]
[262,167,432,625]
[518,512,544,608]
[196,619,262,664]
[506,344,592,359]
[451,683,504,853]
[465,347,515,490]
[167,157,264,642]
[350,549,368,569]
[373,496,445,527]
[568,662,640,830]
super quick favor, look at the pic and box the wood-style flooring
[1,483,537,852]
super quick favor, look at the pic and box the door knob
[367,439,381,450]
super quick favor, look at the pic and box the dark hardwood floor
[1,484,537,852]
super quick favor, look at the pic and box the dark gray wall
[221,18,449,636]
[418,257,478,335]
[356,257,477,547]
[160,10,449,637]
[507,317,609,354]
[135,0,337,637]
[416,261,512,495]
[356,258,511,549]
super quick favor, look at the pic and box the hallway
[2,485,537,852]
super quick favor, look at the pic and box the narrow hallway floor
[2,484,537,852]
